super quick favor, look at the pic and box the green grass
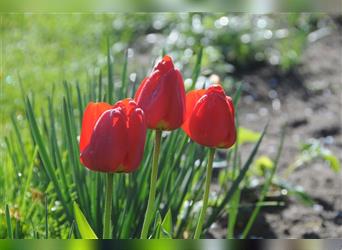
[1,14,111,122]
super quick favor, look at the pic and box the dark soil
[208,21,342,238]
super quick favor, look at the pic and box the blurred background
[1,13,341,238]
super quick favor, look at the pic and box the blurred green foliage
[1,13,333,127]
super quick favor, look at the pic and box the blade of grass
[20,146,38,211]
[45,195,48,239]
[6,204,13,239]
[227,113,240,239]
[15,220,20,239]
[76,82,84,126]
[232,83,242,107]
[107,36,114,103]
[4,137,21,187]
[10,114,28,166]
[120,49,128,99]
[68,220,76,239]
[191,46,203,89]
[98,70,103,102]
[25,97,72,221]
[227,123,240,239]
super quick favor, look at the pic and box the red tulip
[182,84,236,148]
[134,55,186,130]
[80,99,147,173]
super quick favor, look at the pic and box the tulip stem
[103,173,114,239]
[194,147,215,239]
[140,130,162,239]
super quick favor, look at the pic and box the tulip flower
[136,55,186,238]
[134,55,186,130]
[182,84,236,239]
[182,84,236,148]
[80,99,147,173]
[79,99,147,238]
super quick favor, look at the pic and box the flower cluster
[79,55,236,172]
[78,55,237,239]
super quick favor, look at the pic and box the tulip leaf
[191,46,203,89]
[160,210,173,238]
[107,36,114,103]
[151,211,163,239]
[120,49,129,99]
[153,210,173,239]
[6,204,13,239]
[73,202,98,239]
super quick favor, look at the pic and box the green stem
[103,173,114,239]
[140,130,162,239]
[194,147,215,239]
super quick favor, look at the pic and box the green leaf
[68,221,76,239]
[238,127,261,145]
[45,196,48,239]
[160,210,172,239]
[152,211,162,239]
[5,204,13,239]
[120,49,129,99]
[190,46,203,90]
[107,36,114,103]
[73,202,98,239]
[227,138,241,239]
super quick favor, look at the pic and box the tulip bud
[182,84,236,148]
[80,99,147,173]
[134,55,186,130]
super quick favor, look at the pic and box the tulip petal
[79,102,112,152]
[110,98,147,172]
[134,77,148,102]
[113,98,131,110]
[123,106,147,172]
[135,70,167,128]
[155,55,174,74]
[182,89,205,137]
[221,96,236,148]
[154,69,185,130]
[160,69,186,130]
